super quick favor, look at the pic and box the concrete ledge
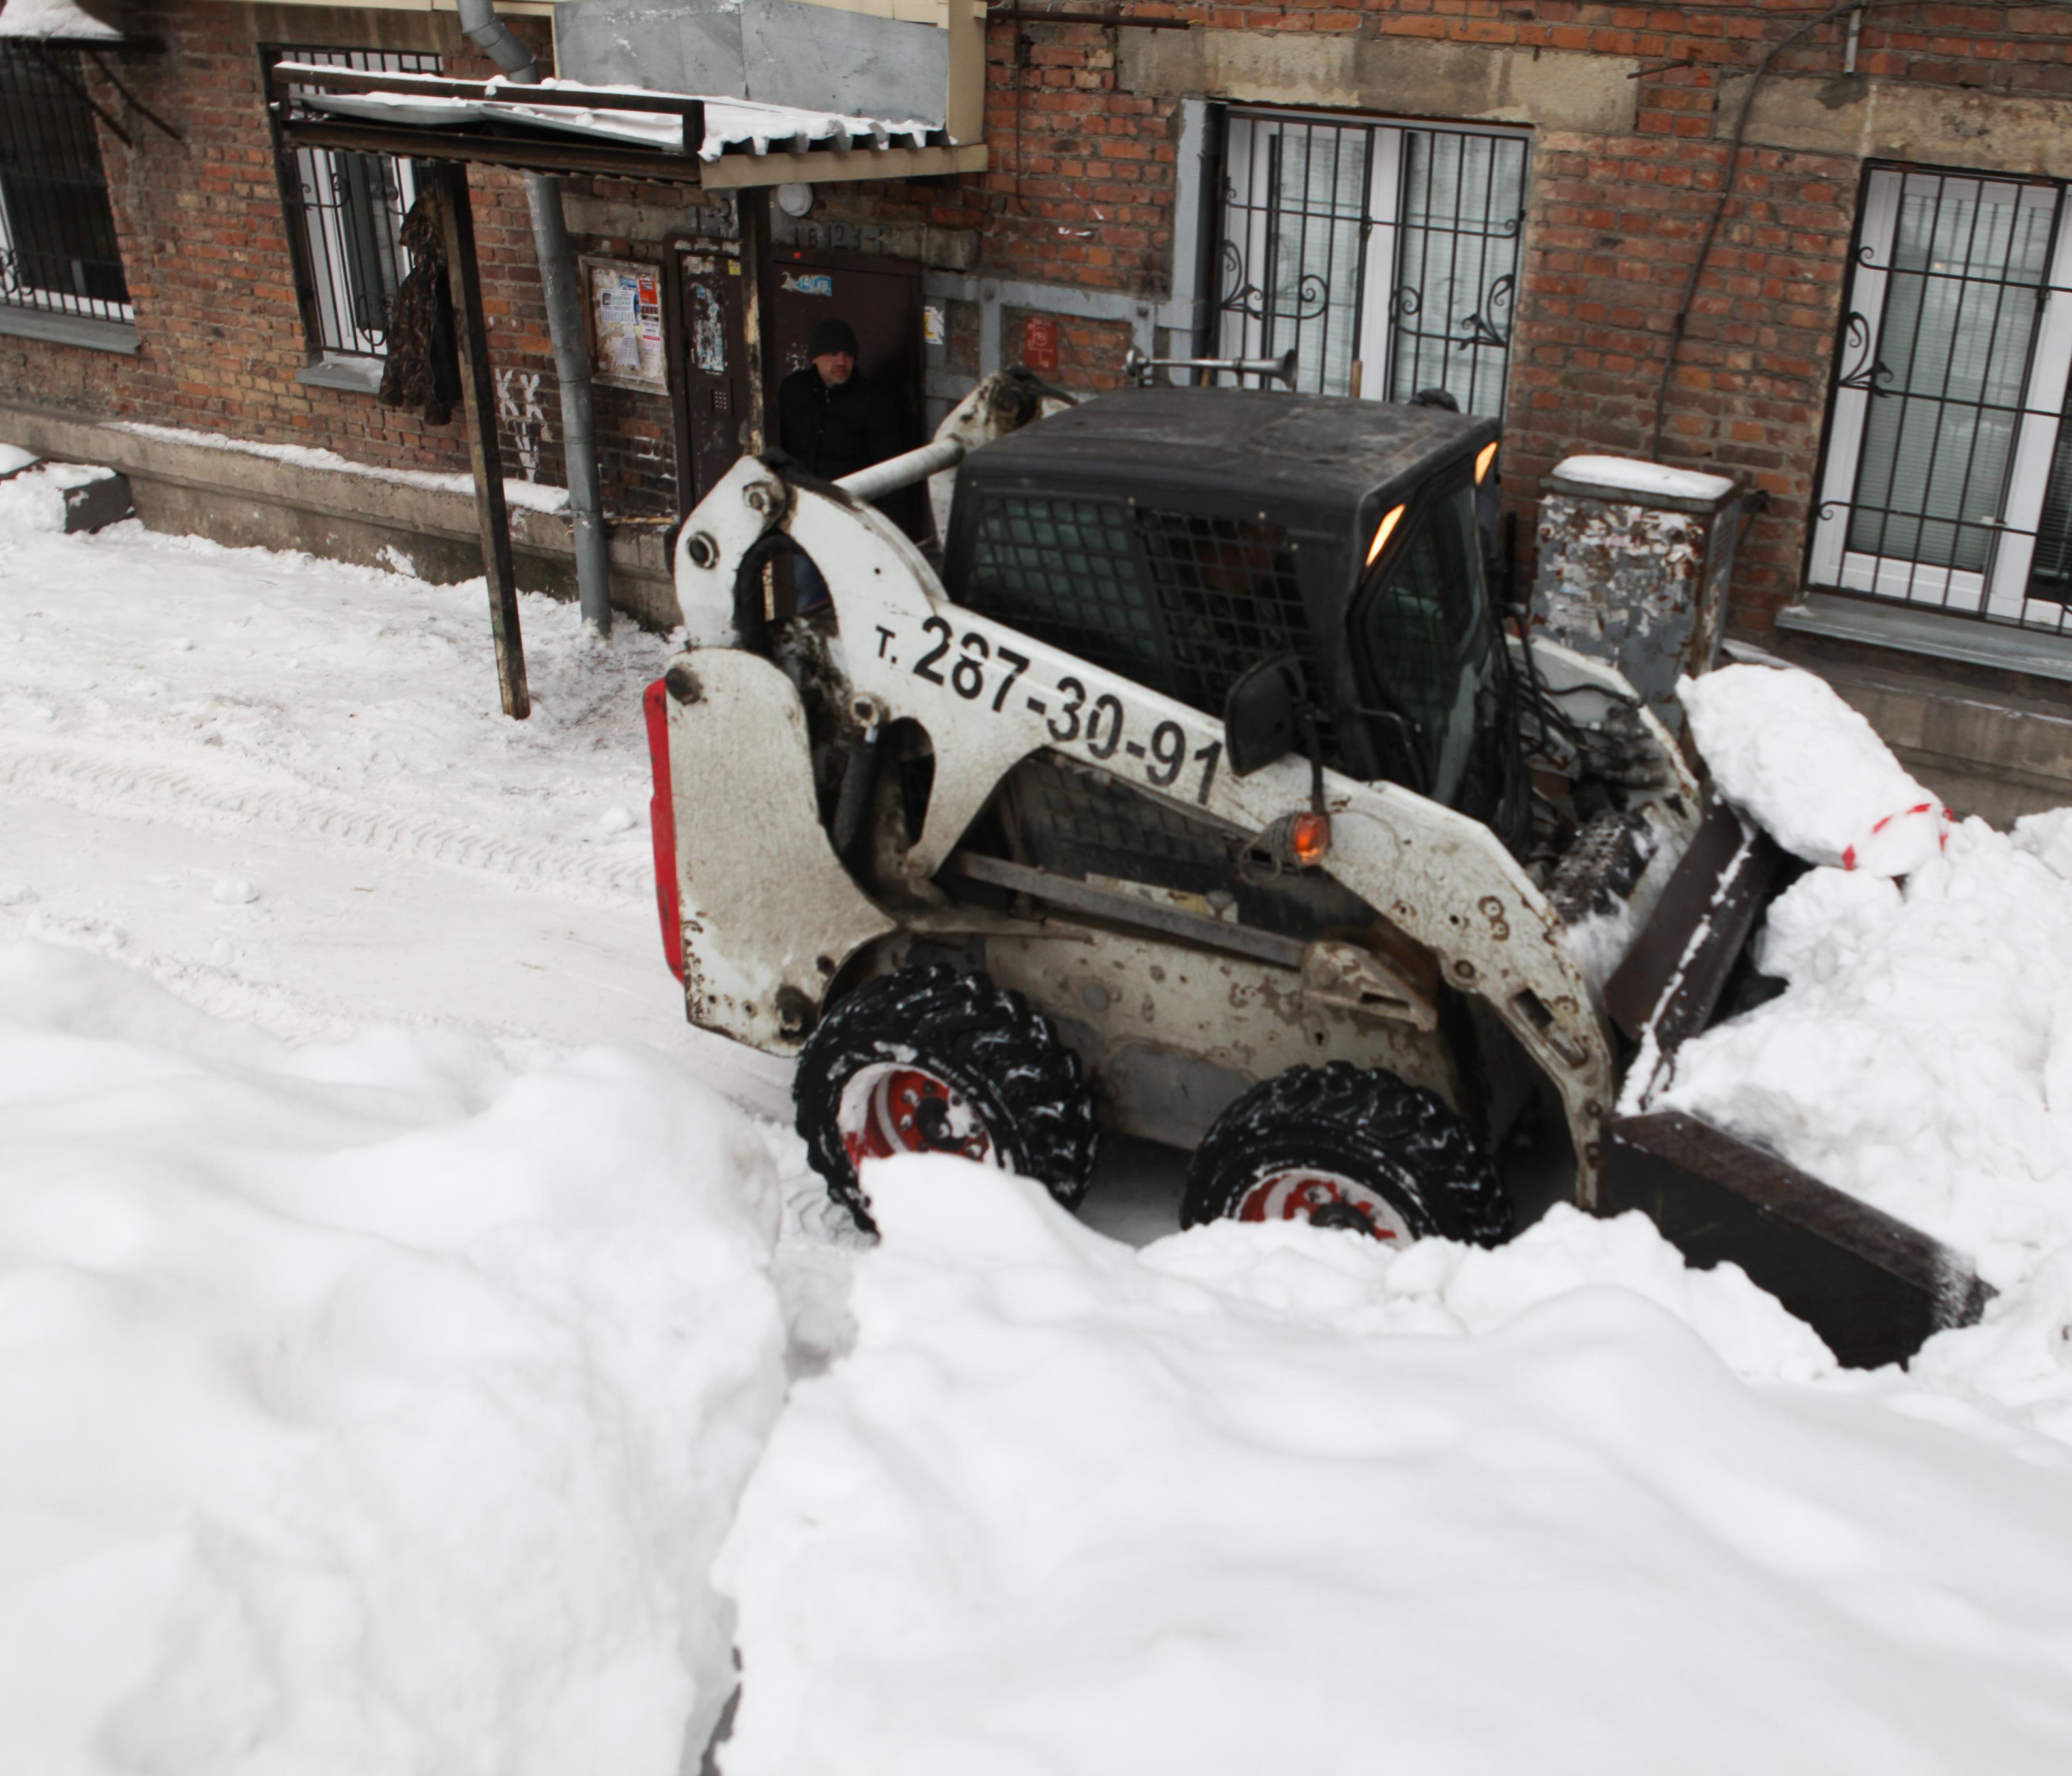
[0,400,682,631]
[1777,592,2072,688]
[296,355,386,395]
[0,307,138,355]
[1118,32,1639,135]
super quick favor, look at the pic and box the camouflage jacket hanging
[379,184,462,428]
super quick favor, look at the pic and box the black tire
[794,962,1099,1231]
[1182,1062,1513,1247]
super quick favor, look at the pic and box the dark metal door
[764,245,925,533]
[668,241,749,515]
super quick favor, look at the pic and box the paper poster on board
[582,257,667,391]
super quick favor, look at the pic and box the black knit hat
[808,317,858,360]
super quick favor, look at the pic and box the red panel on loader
[643,678,684,981]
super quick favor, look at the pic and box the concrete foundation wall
[0,401,683,631]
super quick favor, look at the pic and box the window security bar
[1208,112,1529,420]
[0,44,131,321]
[1810,166,2072,637]
[264,45,442,361]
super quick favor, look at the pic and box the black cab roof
[954,386,1498,528]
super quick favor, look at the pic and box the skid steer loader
[646,370,1988,1367]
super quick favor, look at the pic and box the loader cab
[939,387,1524,846]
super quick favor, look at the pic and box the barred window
[1810,165,2072,636]
[0,44,131,320]
[265,46,440,361]
[1212,111,1528,419]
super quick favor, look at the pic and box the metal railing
[0,44,131,319]
[264,45,441,359]
[1208,111,1528,419]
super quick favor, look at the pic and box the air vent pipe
[454,0,613,636]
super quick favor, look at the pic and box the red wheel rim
[838,1063,997,1170]
[1236,1169,1411,1242]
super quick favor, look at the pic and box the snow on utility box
[1532,455,1741,737]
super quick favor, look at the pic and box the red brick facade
[6,2,2071,637]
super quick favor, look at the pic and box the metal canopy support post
[435,160,531,720]
[738,188,771,454]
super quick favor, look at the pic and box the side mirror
[1223,654,1306,777]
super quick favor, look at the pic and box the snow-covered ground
[7,469,2072,1773]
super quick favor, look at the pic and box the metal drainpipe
[454,0,613,637]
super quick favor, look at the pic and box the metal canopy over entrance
[268,62,984,188]
[268,62,985,717]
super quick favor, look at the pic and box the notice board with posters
[581,255,667,392]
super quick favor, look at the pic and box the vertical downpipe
[454,0,614,637]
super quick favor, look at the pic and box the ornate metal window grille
[0,45,131,320]
[264,46,441,360]
[1810,166,2072,633]
[1208,111,1528,419]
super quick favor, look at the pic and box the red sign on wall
[1022,314,1059,375]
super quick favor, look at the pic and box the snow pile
[716,1158,2072,1775]
[0,0,124,42]
[1657,822,2072,1288]
[0,460,116,544]
[0,942,788,1776]
[1681,664,1949,874]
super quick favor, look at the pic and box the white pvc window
[1810,167,2072,628]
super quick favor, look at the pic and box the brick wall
[0,4,695,521]
[11,1,2072,630]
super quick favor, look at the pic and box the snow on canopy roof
[0,0,125,42]
[289,73,943,165]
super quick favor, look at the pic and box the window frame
[1808,161,2072,634]
[0,42,132,323]
[261,44,441,366]
[1206,108,1530,420]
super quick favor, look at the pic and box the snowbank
[715,1157,2072,1775]
[0,942,788,1776]
[0,460,119,545]
[1681,663,1949,874]
[1657,820,2072,1291]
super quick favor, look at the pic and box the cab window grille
[964,496,1336,760]
[967,496,1162,685]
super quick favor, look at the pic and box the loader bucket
[1601,797,1993,1370]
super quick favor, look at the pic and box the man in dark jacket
[778,317,905,482]
[777,317,908,609]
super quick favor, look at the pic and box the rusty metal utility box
[1532,456,1742,735]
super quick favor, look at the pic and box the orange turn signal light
[1475,441,1499,485]
[1289,810,1332,866]
[1365,503,1405,567]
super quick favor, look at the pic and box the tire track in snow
[0,740,651,908]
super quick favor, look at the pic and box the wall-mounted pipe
[454,0,614,637]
